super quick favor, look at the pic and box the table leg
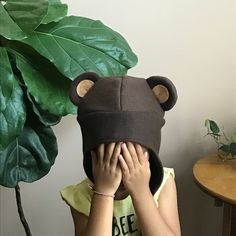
[222,202,236,236]
[232,205,236,236]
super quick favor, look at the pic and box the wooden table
[193,154,236,236]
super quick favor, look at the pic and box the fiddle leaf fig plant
[204,119,236,160]
[0,0,138,235]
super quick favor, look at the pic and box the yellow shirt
[61,167,175,236]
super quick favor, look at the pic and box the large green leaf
[0,121,58,188]
[41,0,68,24]
[26,91,61,126]
[15,53,75,116]
[4,0,48,33]
[21,16,138,79]
[3,39,76,116]
[0,3,26,40]
[0,47,26,150]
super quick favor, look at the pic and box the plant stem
[222,130,230,142]
[15,185,32,236]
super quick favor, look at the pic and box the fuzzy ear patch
[69,72,99,106]
[76,79,95,98]
[146,76,177,111]
[152,84,169,104]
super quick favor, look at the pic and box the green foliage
[4,0,49,33]
[204,119,236,160]
[21,16,137,79]
[0,122,58,188]
[0,0,138,187]
[0,48,26,150]
[0,3,26,40]
[41,0,68,24]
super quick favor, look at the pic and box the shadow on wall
[172,148,223,236]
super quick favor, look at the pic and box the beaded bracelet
[88,184,115,198]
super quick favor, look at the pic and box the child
[61,72,181,236]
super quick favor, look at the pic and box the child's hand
[119,142,151,197]
[91,142,122,195]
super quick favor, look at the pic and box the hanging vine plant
[0,0,138,235]
[204,119,236,161]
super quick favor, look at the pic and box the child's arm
[70,194,114,236]
[119,142,181,236]
[71,142,122,236]
[131,175,181,236]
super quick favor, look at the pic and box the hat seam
[119,77,123,110]
[77,110,165,120]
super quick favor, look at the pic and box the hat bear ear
[69,72,100,106]
[146,76,178,111]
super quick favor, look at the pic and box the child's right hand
[91,142,122,195]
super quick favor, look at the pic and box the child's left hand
[119,142,151,197]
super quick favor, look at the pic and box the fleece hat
[69,72,177,195]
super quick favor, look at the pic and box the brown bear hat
[69,72,177,195]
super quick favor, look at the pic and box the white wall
[1,0,235,235]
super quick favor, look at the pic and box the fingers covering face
[110,142,122,167]
[91,150,97,169]
[97,144,105,163]
[134,143,146,164]
[119,142,150,176]
[104,142,116,163]
[95,142,122,166]
[94,142,148,167]
[121,142,135,169]
[121,142,148,165]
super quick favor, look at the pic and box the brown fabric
[70,73,177,195]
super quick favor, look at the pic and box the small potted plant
[204,119,236,161]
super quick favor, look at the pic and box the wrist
[93,190,115,198]
[130,186,152,200]
[90,183,116,196]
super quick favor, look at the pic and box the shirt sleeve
[153,167,175,206]
[60,178,92,217]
